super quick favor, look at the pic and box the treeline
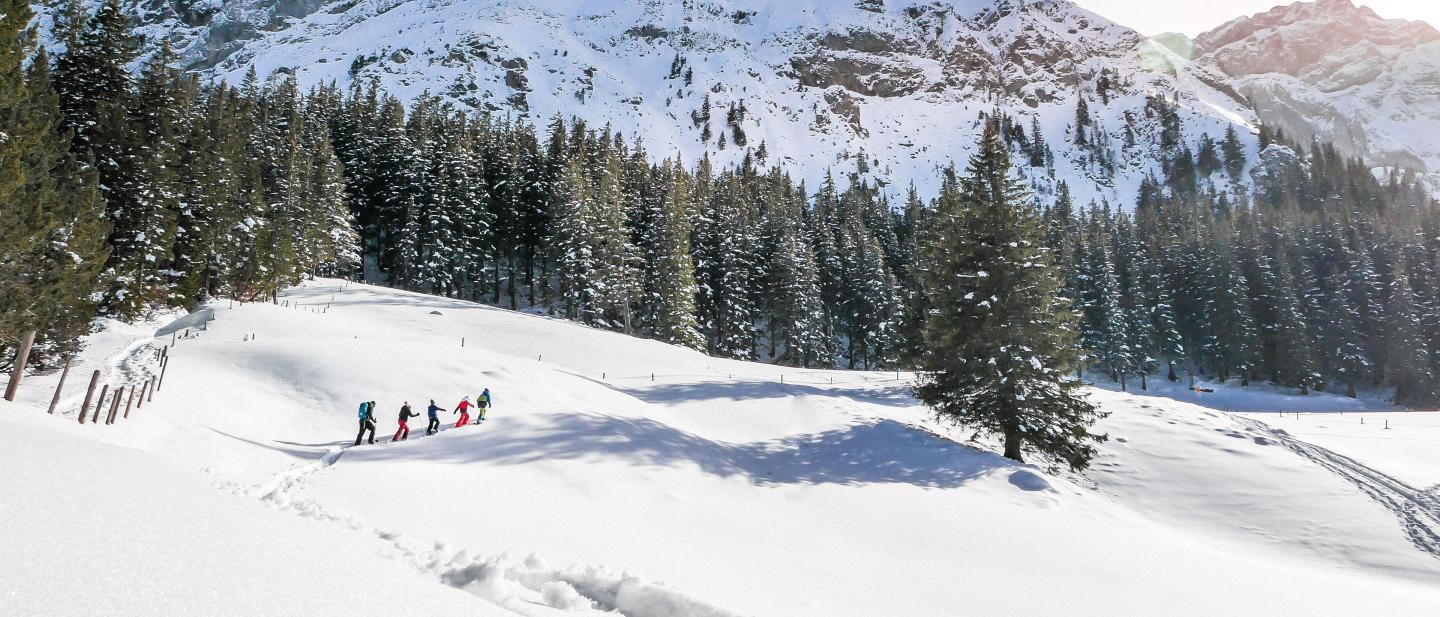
[1055,128,1439,406]
[4,2,1439,407]
[323,80,906,368]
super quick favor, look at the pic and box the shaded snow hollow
[2,278,1439,616]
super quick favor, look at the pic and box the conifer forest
[4,0,1439,416]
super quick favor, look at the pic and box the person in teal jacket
[354,401,376,446]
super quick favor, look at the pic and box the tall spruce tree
[914,125,1106,470]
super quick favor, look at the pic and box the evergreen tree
[0,2,108,365]
[1222,125,1246,178]
[1385,263,1437,406]
[914,125,1106,470]
[646,162,704,349]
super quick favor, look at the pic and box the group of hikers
[353,388,492,446]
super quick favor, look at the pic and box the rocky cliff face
[39,0,1262,203]
[1195,0,1440,173]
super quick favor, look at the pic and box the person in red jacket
[453,396,473,428]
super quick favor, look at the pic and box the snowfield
[3,279,1439,616]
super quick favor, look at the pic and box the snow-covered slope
[1195,0,1440,175]
[42,0,1261,204]
[3,279,1440,616]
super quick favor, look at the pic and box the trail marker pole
[3,329,36,402]
[47,358,72,414]
[78,370,100,424]
[137,380,149,409]
[147,375,155,402]
[1385,419,1390,430]
[91,384,108,424]
[157,356,170,391]
[123,386,136,419]
[171,332,176,346]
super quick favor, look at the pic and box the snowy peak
[1195,0,1440,173]
[37,0,1261,204]
[1196,0,1439,81]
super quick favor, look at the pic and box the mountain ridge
[37,0,1264,205]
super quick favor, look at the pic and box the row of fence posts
[277,298,329,314]
[60,345,171,426]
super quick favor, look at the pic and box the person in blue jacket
[425,399,443,435]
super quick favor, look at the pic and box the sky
[1073,0,1440,36]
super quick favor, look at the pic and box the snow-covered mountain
[42,0,1262,204]
[1195,0,1440,174]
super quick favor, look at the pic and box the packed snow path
[1235,416,1440,560]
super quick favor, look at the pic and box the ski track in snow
[221,442,745,617]
[1235,416,1440,560]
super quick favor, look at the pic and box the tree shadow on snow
[351,413,1012,489]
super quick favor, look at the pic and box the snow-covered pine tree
[1272,243,1323,394]
[770,216,829,367]
[696,173,757,359]
[646,161,705,350]
[548,157,595,320]
[0,3,108,366]
[1385,260,1437,406]
[914,123,1105,470]
[1222,125,1246,178]
[588,137,641,332]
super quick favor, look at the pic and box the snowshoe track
[225,443,742,616]
[1235,416,1440,560]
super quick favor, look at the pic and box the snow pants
[394,421,410,442]
[426,417,439,435]
[354,419,376,446]
[456,412,470,428]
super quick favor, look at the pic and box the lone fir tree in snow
[914,124,1107,470]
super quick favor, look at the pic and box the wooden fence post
[123,385,136,419]
[136,380,149,409]
[47,358,73,414]
[91,384,108,424]
[157,356,169,391]
[3,329,36,402]
[78,370,100,424]
[106,386,123,424]
[146,376,155,402]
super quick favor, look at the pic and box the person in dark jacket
[354,401,377,446]
[394,402,418,441]
[425,399,443,435]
